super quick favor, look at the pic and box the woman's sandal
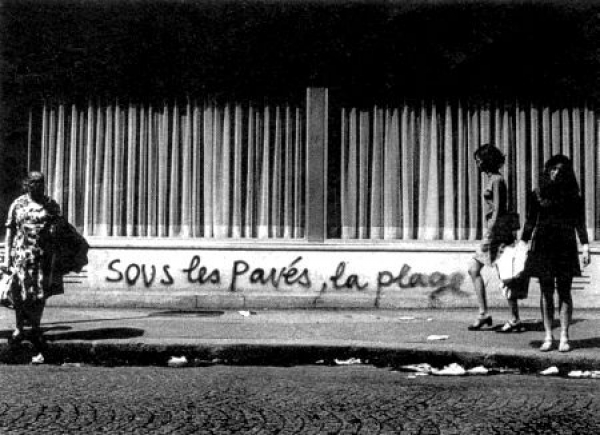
[467,316,493,331]
[559,339,571,353]
[540,339,554,352]
[496,320,526,333]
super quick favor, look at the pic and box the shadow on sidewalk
[566,338,600,350]
[529,336,600,351]
[44,328,145,341]
[0,327,145,342]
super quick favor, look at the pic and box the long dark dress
[521,189,588,279]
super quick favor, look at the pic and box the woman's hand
[0,260,11,273]
[582,244,591,267]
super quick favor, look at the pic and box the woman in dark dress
[520,155,591,352]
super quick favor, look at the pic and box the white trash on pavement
[467,366,490,375]
[540,366,559,376]
[399,363,433,374]
[334,357,362,365]
[427,335,449,341]
[568,370,592,378]
[168,356,188,368]
[431,363,466,376]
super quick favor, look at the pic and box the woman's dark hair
[21,171,45,194]
[539,154,580,201]
[474,143,505,173]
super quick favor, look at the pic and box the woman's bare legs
[469,259,487,316]
[467,259,493,330]
[539,277,556,351]
[507,298,520,323]
[556,276,573,352]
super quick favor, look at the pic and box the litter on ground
[168,356,188,368]
[334,357,362,365]
[467,366,490,375]
[431,363,466,376]
[427,335,449,341]
[399,363,433,374]
[540,366,559,376]
[568,370,592,378]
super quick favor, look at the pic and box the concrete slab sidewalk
[1,307,600,373]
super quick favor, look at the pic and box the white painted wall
[50,240,598,310]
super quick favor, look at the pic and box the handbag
[495,242,529,300]
[52,218,89,274]
[0,271,15,309]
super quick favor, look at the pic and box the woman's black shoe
[467,316,493,331]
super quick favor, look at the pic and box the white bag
[495,243,528,282]
[495,243,530,300]
[0,272,15,308]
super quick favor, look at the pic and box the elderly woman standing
[520,155,590,352]
[1,171,62,364]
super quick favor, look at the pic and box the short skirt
[473,230,515,267]
[473,235,503,267]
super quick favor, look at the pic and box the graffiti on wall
[105,255,467,302]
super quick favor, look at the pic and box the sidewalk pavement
[2,306,600,374]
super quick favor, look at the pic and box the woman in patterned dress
[2,171,62,364]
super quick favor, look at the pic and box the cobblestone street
[1,365,599,434]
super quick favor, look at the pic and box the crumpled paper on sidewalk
[431,363,466,376]
[335,357,362,365]
[568,370,592,378]
[466,365,489,375]
[399,363,433,374]
[540,366,559,376]
[427,335,449,341]
[168,356,188,368]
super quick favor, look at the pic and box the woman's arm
[575,196,590,266]
[488,176,507,235]
[2,228,13,271]
[520,190,538,242]
[2,201,17,271]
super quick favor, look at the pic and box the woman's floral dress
[5,194,62,302]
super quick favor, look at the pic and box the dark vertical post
[306,87,328,242]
